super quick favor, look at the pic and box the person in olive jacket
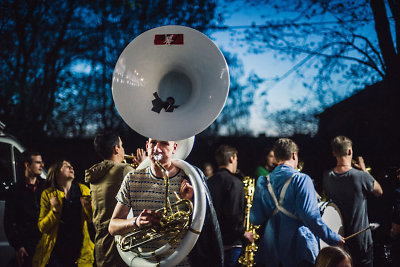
[85,131,145,266]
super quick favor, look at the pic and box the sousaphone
[112,25,229,266]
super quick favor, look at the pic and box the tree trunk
[370,0,400,78]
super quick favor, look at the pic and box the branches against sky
[216,0,399,135]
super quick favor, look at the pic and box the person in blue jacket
[250,138,345,267]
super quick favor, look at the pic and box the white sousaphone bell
[112,25,229,141]
[112,25,230,267]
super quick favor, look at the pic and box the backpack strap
[266,174,299,220]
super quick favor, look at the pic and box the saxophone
[238,176,260,267]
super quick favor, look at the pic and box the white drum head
[318,201,344,249]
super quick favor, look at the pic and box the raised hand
[80,196,92,212]
[50,193,61,214]
[16,247,28,266]
[180,179,193,200]
[136,148,147,164]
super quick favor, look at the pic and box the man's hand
[50,194,61,214]
[352,156,367,172]
[357,156,367,172]
[338,235,346,246]
[390,223,400,240]
[243,231,255,243]
[80,196,92,213]
[135,209,162,228]
[136,148,147,164]
[180,179,193,200]
[16,247,28,266]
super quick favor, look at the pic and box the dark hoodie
[84,160,133,267]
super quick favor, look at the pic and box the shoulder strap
[266,174,299,220]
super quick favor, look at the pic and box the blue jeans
[224,247,242,267]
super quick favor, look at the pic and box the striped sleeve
[116,171,132,207]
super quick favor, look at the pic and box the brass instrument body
[116,157,193,258]
[239,176,260,267]
[118,199,193,252]
[124,154,139,169]
[351,159,372,173]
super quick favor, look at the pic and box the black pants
[277,260,313,267]
[46,253,78,267]
[349,244,373,267]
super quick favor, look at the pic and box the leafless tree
[219,0,399,135]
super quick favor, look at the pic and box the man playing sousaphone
[109,138,223,266]
[109,24,229,266]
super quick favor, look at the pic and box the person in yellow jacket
[32,160,94,267]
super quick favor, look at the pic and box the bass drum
[318,201,344,249]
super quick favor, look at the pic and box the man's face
[266,150,276,168]
[232,153,238,174]
[117,137,125,160]
[204,165,213,177]
[293,152,299,167]
[146,139,177,163]
[59,161,75,180]
[26,155,44,177]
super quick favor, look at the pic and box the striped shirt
[116,166,190,266]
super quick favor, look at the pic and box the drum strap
[266,174,299,221]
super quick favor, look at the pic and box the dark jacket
[4,177,45,254]
[189,166,224,267]
[207,168,245,247]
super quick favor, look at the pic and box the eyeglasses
[62,164,74,170]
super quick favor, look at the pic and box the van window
[0,142,13,200]
[14,148,24,183]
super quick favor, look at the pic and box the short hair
[21,151,41,164]
[215,145,238,166]
[94,131,120,159]
[331,136,352,157]
[273,138,299,162]
[315,246,352,267]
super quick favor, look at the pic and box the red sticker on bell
[154,34,184,45]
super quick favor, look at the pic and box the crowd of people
[3,133,400,267]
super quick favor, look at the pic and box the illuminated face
[26,155,44,177]
[59,161,75,180]
[266,150,276,168]
[232,153,238,174]
[146,139,177,163]
[293,151,299,167]
[117,137,125,159]
[204,165,213,177]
